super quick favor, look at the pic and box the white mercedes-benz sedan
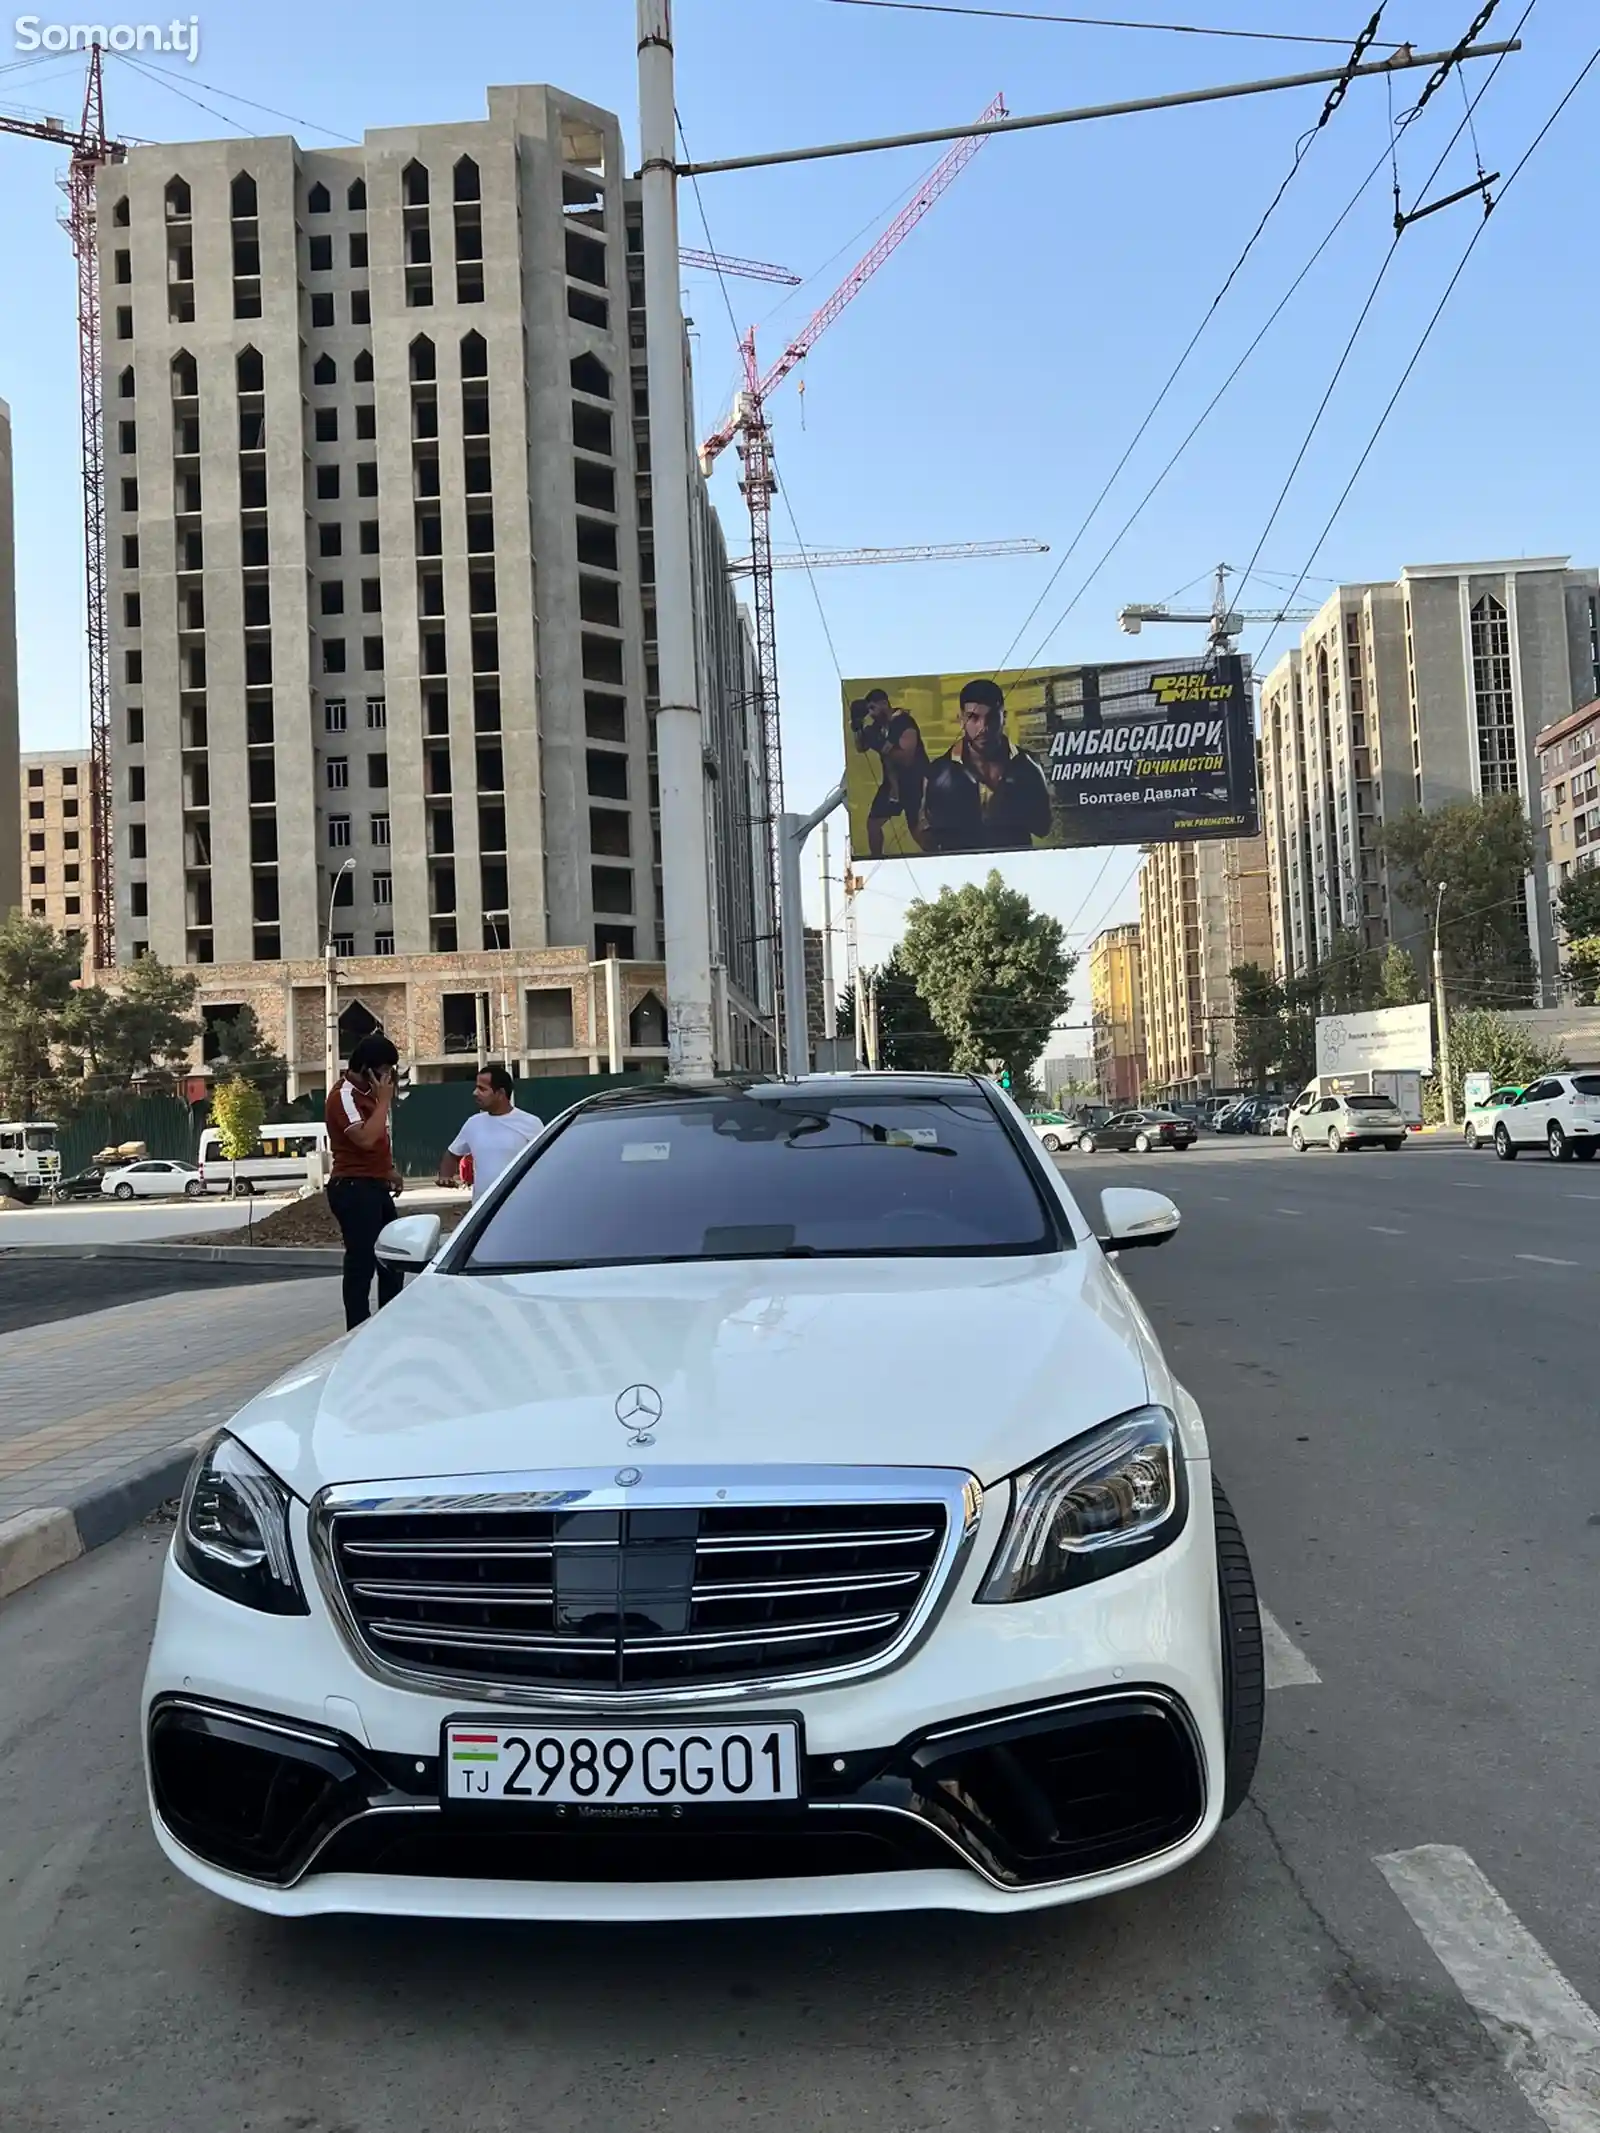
[144,1073,1263,1922]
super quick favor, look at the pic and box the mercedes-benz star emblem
[615,1383,663,1448]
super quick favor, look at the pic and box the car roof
[577,1071,992,1112]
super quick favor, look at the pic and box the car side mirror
[1097,1186,1180,1252]
[375,1212,441,1270]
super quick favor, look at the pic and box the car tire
[1464,1123,1478,1149]
[233,1178,255,1196]
[1494,1123,1517,1161]
[1133,1132,1152,1153]
[1078,1136,1096,1154]
[1385,1139,1404,1152]
[1548,1124,1571,1162]
[1575,1143,1597,1162]
[1213,1478,1265,1819]
[114,1182,135,1200]
[1289,1128,1305,1152]
[184,1178,204,1198]
[1041,1133,1061,1153]
[1327,1128,1343,1152]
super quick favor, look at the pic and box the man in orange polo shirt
[325,1031,406,1330]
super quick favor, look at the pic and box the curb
[0,1427,212,1604]
[0,1242,341,1269]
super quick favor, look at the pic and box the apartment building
[98,84,773,1084]
[1139,833,1272,1099]
[1087,921,1145,1105]
[19,751,93,943]
[0,400,19,920]
[1535,696,1600,926]
[1261,559,1600,994]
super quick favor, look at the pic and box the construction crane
[699,91,1004,1061]
[0,50,125,969]
[1118,561,1314,656]
[679,248,800,285]
[728,537,1048,574]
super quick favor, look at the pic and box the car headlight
[978,1406,1188,1603]
[174,1432,307,1615]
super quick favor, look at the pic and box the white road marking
[1453,1181,1487,1189]
[1566,1193,1600,1201]
[1370,1225,1406,1235]
[1517,1254,1580,1268]
[1377,1844,1600,2133]
[1261,1607,1320,1688]
[1275,1207,1303,1216]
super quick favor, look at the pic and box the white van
[197,1121,329,1195]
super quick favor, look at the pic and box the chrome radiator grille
[325,1495,954,1692]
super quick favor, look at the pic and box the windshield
[461,1088,1061,1270]
[24,1128,56,1150]
[1345,1096,1397,1111]
[1572,1076,1600,1097]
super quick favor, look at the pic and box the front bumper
[143,1466,1226,1920]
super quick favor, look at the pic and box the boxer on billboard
[921,679,1052,854]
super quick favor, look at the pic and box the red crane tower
[1,47,126,969]
[699,91,1004,1038]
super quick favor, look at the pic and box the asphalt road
[0,1255,333,1338]
[1,1136,1595,2133]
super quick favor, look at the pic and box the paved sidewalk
[0,1276,341,1528]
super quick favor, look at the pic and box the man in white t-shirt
[437,1066,544,1199]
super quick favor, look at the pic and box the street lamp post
[1433,880,1455,1127]
[484,915,513,1068]
[323,855,357,1098]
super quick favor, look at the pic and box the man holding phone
[325,1030,407,1329]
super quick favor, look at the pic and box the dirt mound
[213,1191,469,1250]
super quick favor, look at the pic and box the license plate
[442,1718,804,1807]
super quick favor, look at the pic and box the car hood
[232,1252,1153,1497]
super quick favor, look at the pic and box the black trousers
[327,1176,404,1330]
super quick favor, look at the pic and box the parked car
[1463,1084,1525,1150]
[1287,1092,1407,1152]
[1215,1100,1265,1136]
[52,1165,107,1202]
[1077,1108,1198,1153]
[101,1158,212,1200]
[1489,1073,1600,1161]
[142,1071,1263,1923]
[1264,1106,1289,1137]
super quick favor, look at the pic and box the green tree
[93,955,203,1089]
[899,872,1076,1088]
[1317,926,1383,1013]
[1564,937,1600,1005]
[1279,971,1322,1090]
[0,914,82,1118]
[1554,867,1600,943]
[206,1006,288,1105]
[1230,961,1285,1090]
[1425,1008,1567,1123]
[1378,943,1425,1007]
[209,1074,266,1195]
[1379,796,1537,1001]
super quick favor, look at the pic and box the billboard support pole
[780,782,846,1078]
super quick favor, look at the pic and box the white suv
[1490,1073,1600,1162]
[1287,1091,1407,1152]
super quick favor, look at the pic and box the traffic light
[999,1070,1012,1091]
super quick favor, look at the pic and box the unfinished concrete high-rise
[97,85,773,1084]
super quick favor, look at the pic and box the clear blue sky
[1,0,1594,1013]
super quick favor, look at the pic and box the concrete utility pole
[865,969,882,1071]
[637,0,716,1080]
[322,854,356,1097]
[778,782,846,1077]
[1434,881,1456,1127]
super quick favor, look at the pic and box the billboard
[843,654,1258,862]
[1314,1003,1434,1078]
